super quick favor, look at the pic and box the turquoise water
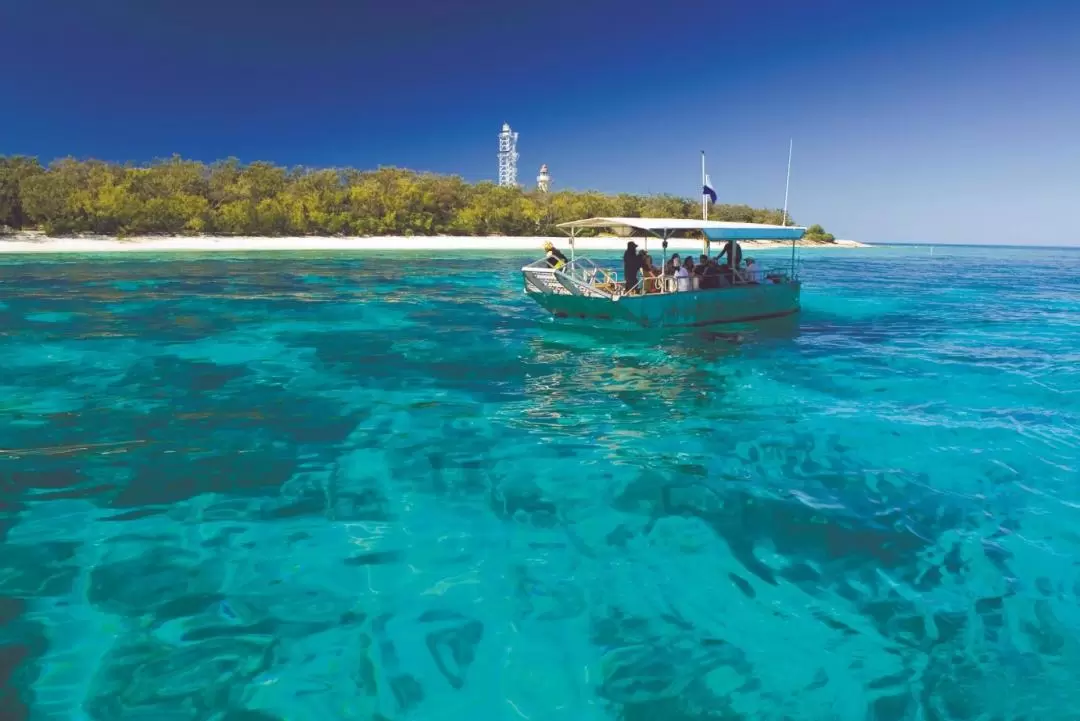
[1,246,1079,720]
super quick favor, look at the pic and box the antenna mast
[497,123,519,187]
[784,138,796,276]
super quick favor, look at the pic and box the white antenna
[497,123,519,187]
[781,138,793,226]
[785,138,796,275]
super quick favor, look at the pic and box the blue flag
[703,175,717,204]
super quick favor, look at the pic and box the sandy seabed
[0,232,868,254]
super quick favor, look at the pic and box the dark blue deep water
[1,246,1079,720]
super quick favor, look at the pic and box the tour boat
[521,217,806,328]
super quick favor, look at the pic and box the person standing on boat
[623,241,641,294]
[543,241,568,270]
[717,239,743,270]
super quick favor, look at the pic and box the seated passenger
[664,253,681,277]
[716,256,734,286]
[701,257,721,289]
[640,251,661,293]
[695,255,709,283]
[676,257,692,292]
[743,257,765,283]
[685,256,699,289]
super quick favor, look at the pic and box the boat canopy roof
[557,216,806,241]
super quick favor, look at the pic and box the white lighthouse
[536,164,551,193]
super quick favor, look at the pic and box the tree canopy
[0,155,836,241]
[804,224,836,243]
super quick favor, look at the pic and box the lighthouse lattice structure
[497,123,519,187]
[536,164,551,193]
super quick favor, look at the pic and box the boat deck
[522,257,791,299]
[522,258,801,328]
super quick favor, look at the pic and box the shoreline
[0,232,869,254]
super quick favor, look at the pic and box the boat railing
[521,257,621,299]
[524,257,796,299]
[561,257,622,290]
[624,265,795,294]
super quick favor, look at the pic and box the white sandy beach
[0,231,868,254]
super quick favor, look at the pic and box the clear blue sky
[1,0,1078,244]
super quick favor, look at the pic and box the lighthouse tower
[497,123,519,187]
[536,164,551,193]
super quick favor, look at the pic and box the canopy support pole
[791,234,796,278]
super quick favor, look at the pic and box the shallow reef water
[1,246,1079,720]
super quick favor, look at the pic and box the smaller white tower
[536,164,551,193]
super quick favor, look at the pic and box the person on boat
[675,257,692,292]
[638,250,660,293]
[623,241,641,294]
[648,253,663,293]
[543,241,568,270]
[743,257,764,283]
[715,248,737,285]
[695,255,710,288]
[664,253,681,277]
[717,239,743,271]
[700,256,721,289]
[684,256,698,290]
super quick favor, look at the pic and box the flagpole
[700,151,707,221]
[782,138,792,227]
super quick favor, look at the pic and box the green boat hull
[526,280,801,328]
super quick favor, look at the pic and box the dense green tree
[0,156,44,230]
[804,223,837,243]
[0,154,836,240]
[20,157,95,234]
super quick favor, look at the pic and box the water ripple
[1,247,1079,720]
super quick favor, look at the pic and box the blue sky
[1,0,1078,244]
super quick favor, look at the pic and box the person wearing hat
[543,241,568,270]
[623,240,641,294]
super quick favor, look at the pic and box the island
[0,155,863,252]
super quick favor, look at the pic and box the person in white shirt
[743,258,765,283]
[675,260,691,292]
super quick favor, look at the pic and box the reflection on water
[1,248,1080,720]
